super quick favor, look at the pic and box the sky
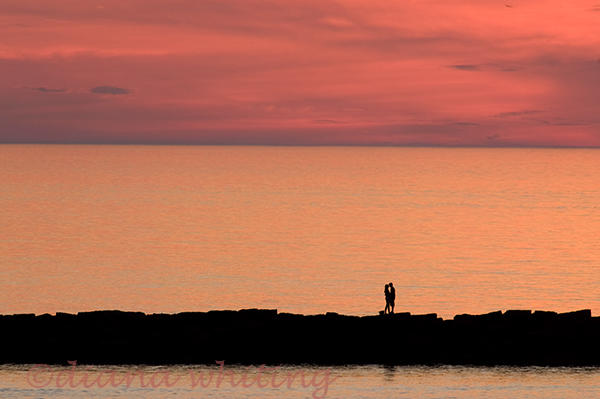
[1,0,600,146]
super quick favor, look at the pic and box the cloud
[314,119,343,124]
[448,64,479,71]
[29,87,66,93]
[453,122,480,126]
[90,86,130,95]
[449,63,521,72]
[493,110,543,118]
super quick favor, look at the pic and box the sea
[2,144,600,397]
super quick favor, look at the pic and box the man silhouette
[388,282,395,313]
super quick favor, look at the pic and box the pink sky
[1,0,600,146]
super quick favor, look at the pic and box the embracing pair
[384,282,395,314]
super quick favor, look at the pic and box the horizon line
[2,142,600,149]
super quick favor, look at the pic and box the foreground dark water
[2,364,600,398]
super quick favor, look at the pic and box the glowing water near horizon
[2,145,600,318]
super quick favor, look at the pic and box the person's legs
[384,301,390,314]
[390,300,395,314]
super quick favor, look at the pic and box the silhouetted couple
[384,283,395,314]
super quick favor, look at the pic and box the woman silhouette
[384,284,391,314]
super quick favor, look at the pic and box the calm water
[2,145,600,318]
[2,364,600,398]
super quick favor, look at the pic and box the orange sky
[1,0,600,146]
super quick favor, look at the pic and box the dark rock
[411,313,438,321]
[0,309,598,366]
[503,310,532,320]
[278,312,302,319]
[532,310,558,320]
[77,310,145,321]
[479,310,503,320]
[205,310,238,321]
[239,308,277,318]
[454,310,502,322]
[558,309,591,321]
[454,313,473,321]
[389,312,411,320]
[55,312,76,319]
[5,313,36,320]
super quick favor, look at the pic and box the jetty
[1,309,598,365]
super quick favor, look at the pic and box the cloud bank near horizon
[1,0,600,146]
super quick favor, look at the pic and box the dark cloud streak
[448,64,479,71]
[29,87,66,93]
[493,110,543,118]
[90,86,130,95]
